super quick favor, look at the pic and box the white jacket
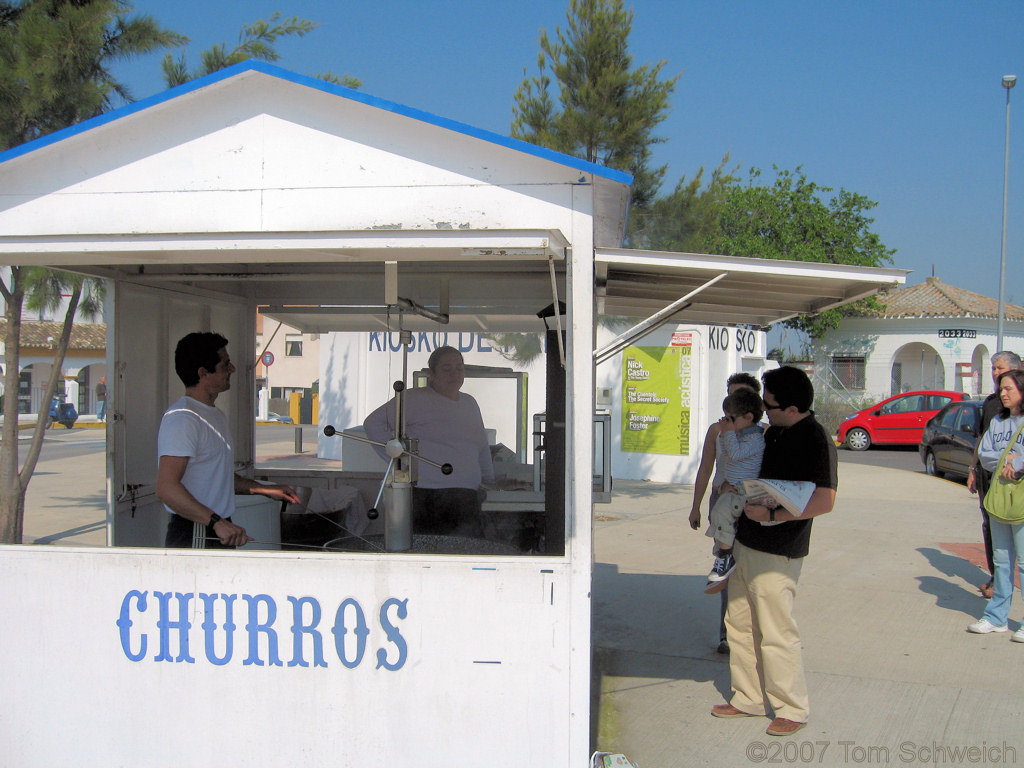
[979,413,1024,474]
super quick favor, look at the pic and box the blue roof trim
[0,63,245,165]
[0,61,634,186]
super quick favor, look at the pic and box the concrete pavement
[14,441,1022,766]
[18,427,304,546]
[593,463,1023,767]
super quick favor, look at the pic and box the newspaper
[741,478,816,521]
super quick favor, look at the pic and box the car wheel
[845,427,871,451]
[924,450,944,478]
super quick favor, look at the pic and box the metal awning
[8,234,908,335]
[596,248,908,328]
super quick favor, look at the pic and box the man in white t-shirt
[156,332,299,549]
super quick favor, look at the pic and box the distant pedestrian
[968,351,1023,598]
[95,376,107,421]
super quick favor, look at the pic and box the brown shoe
[766,717,806,736]
[711,703,758,718]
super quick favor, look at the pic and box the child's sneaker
[708,552,736,581]
[704,553,736,594]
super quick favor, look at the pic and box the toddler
[701,388,765,593]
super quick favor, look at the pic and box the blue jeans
[710,488,728,641]
[982,518,1024,626]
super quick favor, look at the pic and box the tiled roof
[862,277,1024,321]
[0,320,107,350]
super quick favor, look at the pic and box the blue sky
[110,0,1024,303]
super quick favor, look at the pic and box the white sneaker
[968,618,1008,634]
[1012,628,1024,643]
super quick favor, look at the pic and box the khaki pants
[725,540,809,722]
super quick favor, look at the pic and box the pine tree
[511,0,678,211]
[160,12,361,90]
[0,0,184,148]
[629,155,740,252]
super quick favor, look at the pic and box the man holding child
[711,366,838,737]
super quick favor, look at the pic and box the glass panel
[830,356,865,390]
[956,407,979,434]
[939,407,959,428]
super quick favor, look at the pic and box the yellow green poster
[621,336,692,455]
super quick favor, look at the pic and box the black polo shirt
[982,392,1002,435]
[976,392,1003,495]
[735,411,838,559]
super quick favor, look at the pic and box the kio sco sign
[708,326,759,354]
[117,590,409,670]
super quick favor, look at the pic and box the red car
[836,390,972,451]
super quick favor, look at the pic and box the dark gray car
[919,400,985,480]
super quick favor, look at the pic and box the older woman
[364,345,494,538]
[969,368,1024,640]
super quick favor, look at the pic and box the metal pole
[998,75,1016,350]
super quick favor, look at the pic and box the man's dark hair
[997,369,1024,419]
[762,366,814,413]
[174,332,229,387]
[726,372,761,394]
[723,388,764,423]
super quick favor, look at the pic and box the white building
[255,314,319,419]
[0,319,107,415]
[816,277,1024,402]
[0,267,108,417]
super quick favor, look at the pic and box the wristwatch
[208,513,223,527]
[769,506,776,523]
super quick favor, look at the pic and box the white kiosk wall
[0,547,574,766]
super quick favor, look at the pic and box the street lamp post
[997,74,1016,351]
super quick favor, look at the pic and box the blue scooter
[48,396,78,429]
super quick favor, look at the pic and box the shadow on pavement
[590,561,734,745]
[31,520,107,545]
